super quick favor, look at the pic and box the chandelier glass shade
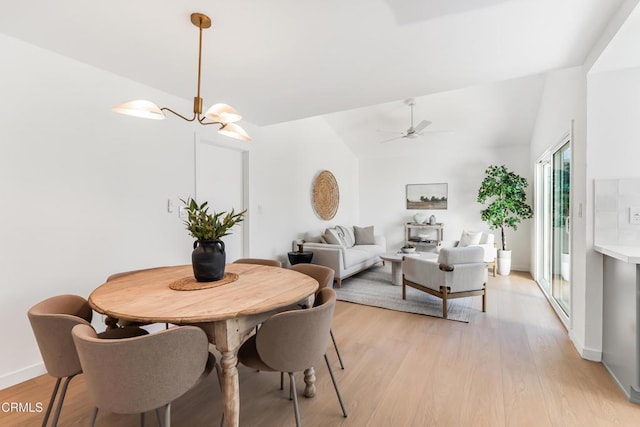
[112,13,251,141]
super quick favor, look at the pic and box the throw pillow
[354,225,376,245]
[335,225,355,248]
[479,233,494,245]
[323,228,344,246]
[458,230,482,247]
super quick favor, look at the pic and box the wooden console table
[405,222,444,249]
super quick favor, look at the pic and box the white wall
[335,75,544,271]
[0,33,198,388]
[585,66,640,360]
[528,67,596,359]
[529,64,640,362]
[359,142,532,271]
[0,33,360,388]
[246,117,359,263]
[587,67,640,180]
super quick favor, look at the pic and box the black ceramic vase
[192,239,226,282]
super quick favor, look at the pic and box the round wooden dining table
[89,263,319,427]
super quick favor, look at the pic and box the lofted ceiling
[0,0,626,129]
[590,1,640,73]
[322,74,545,158]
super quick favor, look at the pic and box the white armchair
[438,231,497,276]
[402,246,488,319]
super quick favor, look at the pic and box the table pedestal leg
[209,320,242,427]
[303,367,316,397]
[220,350,240,426]
[391,261,402,286]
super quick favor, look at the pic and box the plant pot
[192,239,226,282]
[561,252,570,281]
[497,249,511,275]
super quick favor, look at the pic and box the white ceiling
[323,74,545,158]
[0,0,626,127]
[590,1,640,73]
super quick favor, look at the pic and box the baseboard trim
[569,330,602,361]
[602,360,640,403]
[0,363,46,391]
[510,264,529,272]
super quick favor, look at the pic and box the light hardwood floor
[2,271,640,426]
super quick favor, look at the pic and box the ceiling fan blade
[378,134,406,144]
[376,129,405,135]
[413,120,431,133]
[421,129,454,134]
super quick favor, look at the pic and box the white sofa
[293,226,386,287]
[437,230,497,276]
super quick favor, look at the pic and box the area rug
[335,265,472,323]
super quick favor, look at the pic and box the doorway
[536,135,571,323]
[194,134,249,261]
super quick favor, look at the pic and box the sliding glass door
[539,161,552,294]
[537,138,571,319]
[551,143,571,314]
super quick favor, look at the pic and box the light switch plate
[630,207,640,224]
[179,206,189,220]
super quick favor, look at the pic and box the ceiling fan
[378,98,432,143]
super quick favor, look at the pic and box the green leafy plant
[477,165,533,251]
[180,197,246,241]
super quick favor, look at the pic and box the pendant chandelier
[112,13,251,141]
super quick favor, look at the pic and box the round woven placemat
[169,272,239,291]
[313,170,339,220]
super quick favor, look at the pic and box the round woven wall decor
[313,170,339,220]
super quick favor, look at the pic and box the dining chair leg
[155,408,164,427]
[214,361,222,385]
[140,412,145,426]
[324,354,347,417]
[41,377,61,427]
[330,330,344,369]
[89,407,98,427]
[51,374,76,427]
[164,403,171,427]
[441,286,449,319]
[288,373,301,427]
[280,372,284,390]
[214,363,224,427]
[254,325,261,373]
[289,373,293,401]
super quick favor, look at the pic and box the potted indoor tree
[477,165,533,275]
[181,197,246,282]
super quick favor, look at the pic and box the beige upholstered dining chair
[233,258,282,267]
[72,324,219,427]
[238,288,347,426]
[402,246,488,319]
[27,294,148,427]
[289,264,344,370]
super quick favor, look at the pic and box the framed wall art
[406,183,448,209]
